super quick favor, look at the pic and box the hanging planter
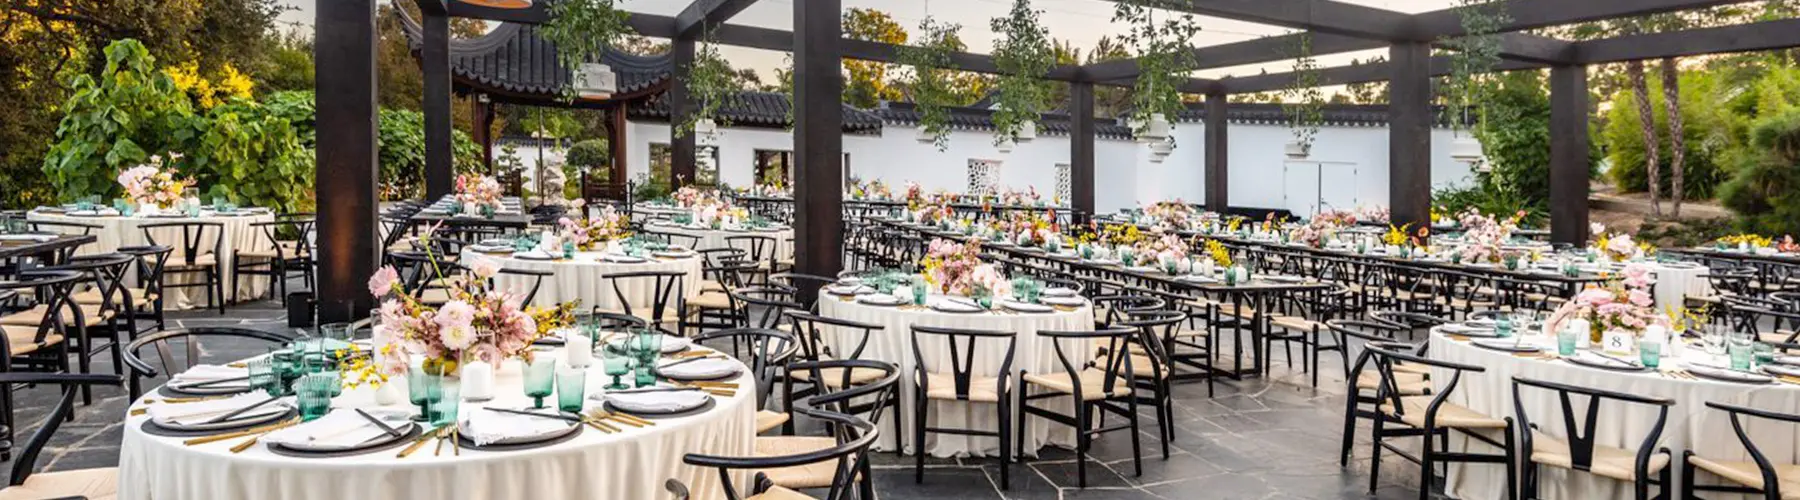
[1148,138,1175,156]
[574,62,617,99]
[1283,33,1325,160]
[540,0,635,101]
[675,30,734,138]
[1450,135,1486,163]
[996,137,1016,153]
[915,125,937,144]
[1114,0,1202,148]
[1284,140,1311,159]
[1135,115,1172,142]
[989,0,1055,147]
[898,18,964,151]
[1442,0,1510,144]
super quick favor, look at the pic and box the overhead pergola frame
[311,0,1800,318]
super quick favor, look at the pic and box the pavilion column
[670,37,697,188]
[611,105,629,200]
[1070,81,1095,223]
[314,0,379,323]
[1549,64,1591,245]
[1388,41,1432,231]
[421,10,454,199]
[1203,90,1229,213]
[793,0,844,277]
[472,96,495,174]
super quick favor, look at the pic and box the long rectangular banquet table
[409,196,532,230]
[0,234,96,264]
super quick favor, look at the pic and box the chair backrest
[1091,294,1166,326]
[1038,326,1138,402]
[251,215,317,260]
[909,325,1017,401]
[603,270,686,329]
[0,270,84,350]
[681,406,878,500]
[489,266,552,305]
[116,245,173,308]
[121,326,295,398]
[387,251,453,292]
[1368,309,1448,330]
[1115,309,1187,379]
[1512,376,1674,477]
[785,311,883,363]
[725,235,777,265]
[26,220,101,237]
[642,230,702,250]
[47,252,136,317]
[693,328,797,407]
[139,221,225,267]
[1364,344,1485,422]
[1706,401,1800,499]
[4,373,123,486]
[796,358,901,427]
[770,272,837,310]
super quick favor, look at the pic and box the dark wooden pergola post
[610,105,629,198]
[421,10,455,199]
[1388,41,1432,230]
[1549,63,1590,245]
[1069,81,1095,223]
[314,0,380,323]
[1203,90,1229,213]
[792,0,843,277]
[472,96,495,173]
[669,36,697,188]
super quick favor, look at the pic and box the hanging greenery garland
[1112,0,1203,138]
[1442,0,1510,132]
[1283,33,1326,155]
[897,17,963,151]
[989,0,1055,146]
[675,28,736,138]
[540,0,635,100]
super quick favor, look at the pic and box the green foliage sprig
[376,108,484,200]
[676,29,736,138]
[1442,0,1510,132]
[897,17,963,151]
[989,0,1055,146]
[1112,0,1202,137]
[541,0,635,100]
[1282,33,1326,154]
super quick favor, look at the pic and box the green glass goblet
[524,356,556,409]
[602,351,635,390]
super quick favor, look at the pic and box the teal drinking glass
[428,376,460,427]
[247,357,279,396]
[1495,315,1514,338]
[407,364,434,422]
[1557,328,1578,356]
[1728,330,1755,370]
[1639,341,1662,368]
[295,373,337,422]
[602,351,634,390]
[556,366,587,414]
[524,356,556,409]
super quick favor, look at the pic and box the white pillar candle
[565,332,593,367]
[461,360,495,401]
[1568,319,1592,349]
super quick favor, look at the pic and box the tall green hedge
[1603,71,1731,200]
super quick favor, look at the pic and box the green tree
[377,108,485,200]
[842,8,907,108]
[1605,70,1731,201]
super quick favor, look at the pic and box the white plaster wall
[581,119,1475,219]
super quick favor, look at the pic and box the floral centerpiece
[920,238,984,295]
[557,201,629,251]
[903,182,924,205]
[117,153,192,210]
[966,264,1014,305]
[672,186,707,208]
[1132,233,1188,271]
[1203,239,1232,269]
[1548,263,1667,344]
[1313,209,1358,228]
[1004,212,1061,248]
[1780,236,1800,253]
[358,229,573,383]
[1000,187,1043,207]
[1718,233,1774,251]
[1144,200,1198,232]
[454,173,505,214]
[1591,223,1645,262]
[1355,205,1390,225]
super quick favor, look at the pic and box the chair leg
[1340,391,1359,467]
[890,399,904,456]
[998,391,1012,490]
[1505,419,1519,500]
[230,264,241,304]
[1679,451,1695,500]
[1015,386,1028,460]
[1418,427,1435,500]
[72,324,91,405]
[913,392,926,483]
[780,380,798,436]
[1075,401,1091,488]
[1368,416,1384,494]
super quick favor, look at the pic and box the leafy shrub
[1604,71,1730,200]
[566,138,609,198]
[1719,110,1800,235]
[375,108,484,200]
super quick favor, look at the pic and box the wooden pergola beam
[1572,17,1800,64]
[1411,0,1760,39]
[1218,56,1545,94]
[675,0,758,37]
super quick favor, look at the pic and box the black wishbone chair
[730,287,803,330]
[908,325,1018,488]
[1512,376,1673,500]
[769,273,838,311]
[232,215,316,305]
[600,270,687,334]
[683,398,883,500]
[1090,293,1165,329]
[1018,326,1143,488]
[1683,401,1800,499]
[1110,309,1185,459]
[692,328,798,434]
[487,266,552,305]
[5,254,135,404]
[1365,344,1517,500]
[1328,318,1431,467]
[0,373,123,500]
[779,312,896,439]
[139,220,226,315]
[76,245,171,336]
[727,234,780,280]
[755,359,899,497]
[120,327,295,399]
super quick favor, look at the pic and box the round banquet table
[817,292,1095,456]
[1431,327,1800,500]
[460,249,704,310]
[642,221,795,262]
[118,345,756,500]
[27,209,276,309]
[1647,262,1715,309]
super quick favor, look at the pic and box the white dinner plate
[1039,296,1086,307]
[856,294,907,306]
[607,389,712,414]
[1041,288,1077,297]
[1001,301,1054,313]
[930,299,985,314]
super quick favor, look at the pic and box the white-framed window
[967,159,1000,197]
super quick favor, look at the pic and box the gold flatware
[684,381,739,389]
[183,418,299,446]
[1447,335,1471,342]
[397,426,443,458]
[583,417,620,433]
[229,433,266,453]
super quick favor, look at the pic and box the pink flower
[368,266,401,296]
[469,257,501,279]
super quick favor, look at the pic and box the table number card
[1602,330,1636,355]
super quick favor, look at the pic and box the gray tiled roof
[396,10,670,97]
[873,102,1138,140]
[630,91,884,133]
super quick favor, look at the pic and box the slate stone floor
[5,299,1441,500]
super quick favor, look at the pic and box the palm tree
[1629,58,1662,217]
[1662,57,1685,218]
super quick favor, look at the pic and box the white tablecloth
[119,346,756,500]
[818,294,1095,457]
[27,210,276,309]
[642,222,794,263]
[460,249,704,311]
[1433,328,1800,500]
[1649,262,1715,309]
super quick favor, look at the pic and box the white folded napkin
[460,407,574,446]
[657,358,740,380]
[263,410,401,449]
[147,393,282,425]
[606,390,709,413]
[170,364,248,384]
